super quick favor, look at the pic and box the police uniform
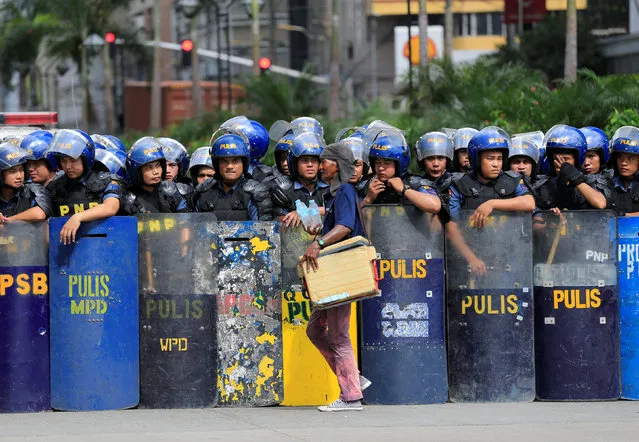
[48,171,123,217]
[607,177,639,215]
[0,183,52,217]
[535,174,610,211]
[121,181,189,214]
[193,175,272,221]
[272,176,329,217]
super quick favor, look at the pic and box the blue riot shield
[619,217,639,400]
[216,222,283,406]
[534,210,619,400]
[49,217,139,411]
[361,205,447,404]
[447,211,534,402]
[0,222,49,413]
[137,214,218,409]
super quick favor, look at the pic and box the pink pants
[306,303,362,402]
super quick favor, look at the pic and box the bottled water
[308,200,322,230]
[295,199,312,229]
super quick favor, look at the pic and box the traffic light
[105,32,116,57]
[258,57,271,75]
[181,39,193,68]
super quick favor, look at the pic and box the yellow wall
[453,36,507,51]
[370,0,587,15]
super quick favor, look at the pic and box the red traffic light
[181,39,194,52]
[105,32,116,44]
[258,57,272,70]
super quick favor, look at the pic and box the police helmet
[509,137,540,178]
[453,128,479,151]
[211,133,251,175]
[49,129,96,175]
[20,130,57,171]
[467,126,511,172]
[221,116,270,161]
[126,137,166,186]
[0,142,28,174]
[611,126,639,155]
[367,129,411,177]
[157,137,189,179]
[415,131,454,167]
[580,126,611,164]
[90,134,108,150]
[543,124,587,168]
[291,117,324,138]
[342,136,370,176]
[287,132,324,180]
[95,148,127,180]
[273,131,295,174]
[188,146,214,185]
[102,135,127,153]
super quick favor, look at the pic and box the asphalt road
[2,401,639,441]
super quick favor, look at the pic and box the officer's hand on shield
[470,201,494,228]
[60,214,82,245]
[0,212,8,225]
[468,256,488,276]
[301,240,321,272]
[282,210,302,228]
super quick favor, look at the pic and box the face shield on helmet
[157,137,189,179]
[126,137,166,186]
[341,136,370,177]
[366,127,411,178]
[0,142,28,188]
[188,146,214,185]
[415,131,454,169]
[291,116,324,138]
[20,130,57,171]
[580,126,611,166]
[220,116,270,161]
[95,148,128,180]
[467,126,511,174]
[543,124,587,172]
[49,129,96,177]
[509,137,540,179]
[287,132,325,181]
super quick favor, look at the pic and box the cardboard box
[299,236,379,309]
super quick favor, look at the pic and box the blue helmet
[580,126,611,164]
[126,137,166,186]
[543,124,587,168]
[611,126,639,156]
[221,116,270,161]
[90,134,108,150]
[291,117,324,138]
[453,128,479,151]
[102,135,127,153]
[287,132,324,180]
[368,129,411,177]
[0,142,28,171]
[211,133,251,175]
[95,148,127,180]
[415,131,454,167]
[275,131,295,154]
[20,130,57,171]
[157,137,189,179]
[467,126,511,171]
[341,136,369,165]
[49,129,96,175]
[188,146,214,184]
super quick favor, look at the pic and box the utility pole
[191,15,203,115]
[418,0,428,69]
[444,0,453,61]
[251,0,261,76]
[150,0,162,130]
[328,0,340,120]
[81,23,89,127]
[564,0,577,82]
[269,0,277,63]
[103,44,114,132]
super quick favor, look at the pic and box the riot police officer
[607,126,639,216]
[273,131,294,177]
[120,137,189,214]
[535,124,608,211]
[580,126,612,181]
[452,127,478,174]
[193,133,272,221]
[361,129,441,214]
[157,137,190,183]
[20,130,57,186]
[271,131,329,226]
[47,129,123,244]
[187,146,215,186]
[220,116,272,182]
[343,136,371,197]
[449,126,535,226]
[0,142,51,222]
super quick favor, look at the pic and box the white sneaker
[317,399,363,412]
[360,375,372,391]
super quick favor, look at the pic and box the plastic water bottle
[308,200,322,230]
[295,200,312,229]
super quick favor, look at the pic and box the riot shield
[0,222,49,413]
[446,211,534,402]
[49,217,139,411]
[618,217,639,400]
[216,222,283,406]
[137,214,218,409]
[280,224,358,406]
[361,205,447,404]
[534,210,619,400]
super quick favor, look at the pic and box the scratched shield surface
[534,210,619,401]
[361,205,447,404]
[446,211,534,402]
[137,213,218,409]
[216,222,282,406]
[0,222,49,412]
[49,217,139,411]
[280,224,357,406]
[618,217,639,400]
